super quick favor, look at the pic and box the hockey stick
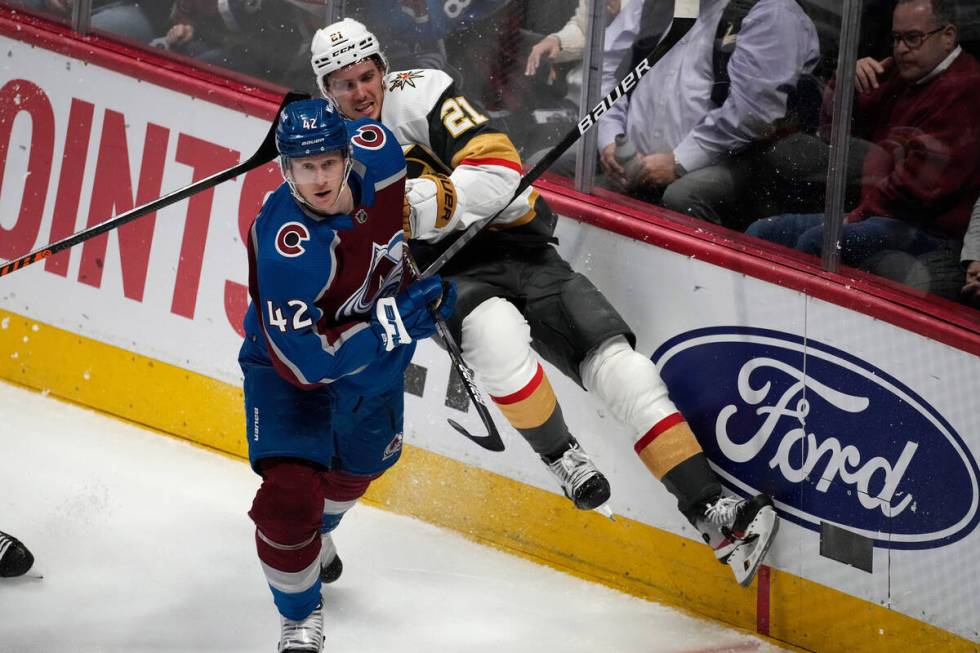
[405,254,504,452]
[0,91,311,279]
[419,0,700,279]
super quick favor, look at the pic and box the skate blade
[730,506,779,587]
[594,503,615,521]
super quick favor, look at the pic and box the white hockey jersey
[379,68,557,262]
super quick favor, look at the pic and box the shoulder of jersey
[255,185,310,241]
[253,184,335,263]
[256,183,297,228]
[382,68,453,121]
[346,117,404,181]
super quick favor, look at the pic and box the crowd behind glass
[7,0,980,311]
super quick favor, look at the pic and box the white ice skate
[699,494,779,587]
[278,600,324,653]
[543,439,612,511]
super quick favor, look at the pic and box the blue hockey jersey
[239,119,411,395]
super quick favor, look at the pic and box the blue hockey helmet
[276,98,353,212]
[275,97,349,160]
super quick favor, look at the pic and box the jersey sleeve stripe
[265,334,317,388]
[374,166,407,191]
[458,156,523,173]
[449,132,522,170]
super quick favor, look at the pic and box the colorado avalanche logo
[383,432,403,460]
[352,124,386,151]
[275,222,310,258]
[336,231,405,318]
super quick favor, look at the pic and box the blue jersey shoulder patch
[346,118,406,206]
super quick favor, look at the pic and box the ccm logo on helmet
[275,222,311,258]
[352,124,386,150]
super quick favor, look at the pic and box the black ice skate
[278,600,324,653]
[319,533,342,584]
[698,494,779,587]
[542,438,611,511]
[0,530,34,578]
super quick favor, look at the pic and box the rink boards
[0,15,978,652]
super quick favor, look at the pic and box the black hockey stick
[0,90,311,279]
[420,0,700,279]
[405,254,504,452]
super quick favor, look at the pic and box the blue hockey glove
[372,276,456,351]
[435,278,457,322]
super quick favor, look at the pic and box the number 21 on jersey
[441,96,488,137]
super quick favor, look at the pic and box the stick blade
[447,418,506,452]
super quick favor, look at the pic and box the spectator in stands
[151,1,311,84]
[960,197,980,307]
[597,0,819,229]
[524,0,626,86]
[14,0,158,42]
[520,0,636,167]
[746,0,980,297]
[343,1,469,76]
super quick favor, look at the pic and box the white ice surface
[0,380,787,653]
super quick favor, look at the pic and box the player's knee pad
[322,469,377,502]
[320,469,378,532]
[249,459,323,544]
[460,297,537,395]
[580,335,678,435]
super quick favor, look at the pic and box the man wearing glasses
[855,0,962,91]
[748,0,980,301]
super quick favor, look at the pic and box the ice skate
[319,533,342,584]
[278,600,324,653]
[542,439,611,511]
[0,530,34,578]
[699,494,778,587]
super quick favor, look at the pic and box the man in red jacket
[747,0,980,296]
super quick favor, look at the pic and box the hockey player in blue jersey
[239,98,455,653]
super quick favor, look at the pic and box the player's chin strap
[419,0,700,279]
[404,252,505,452]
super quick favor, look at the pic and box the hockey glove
[372,276,457,351]
[404,174,462,241]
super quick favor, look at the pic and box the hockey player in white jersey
[309,18,778,586]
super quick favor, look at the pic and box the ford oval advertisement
[653,327,980,549]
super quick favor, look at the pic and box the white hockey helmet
[311,18,388,97]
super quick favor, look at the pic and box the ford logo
[653,326,979,549]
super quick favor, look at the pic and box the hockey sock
[581,336,721,517]
[492,362,573,459]
[320,469,378,533]
[636,416,722,522]
[249,459,324,620]
[462,297,573,457]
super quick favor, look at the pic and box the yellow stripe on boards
[0,307,974,653]
[0,309,245,457]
